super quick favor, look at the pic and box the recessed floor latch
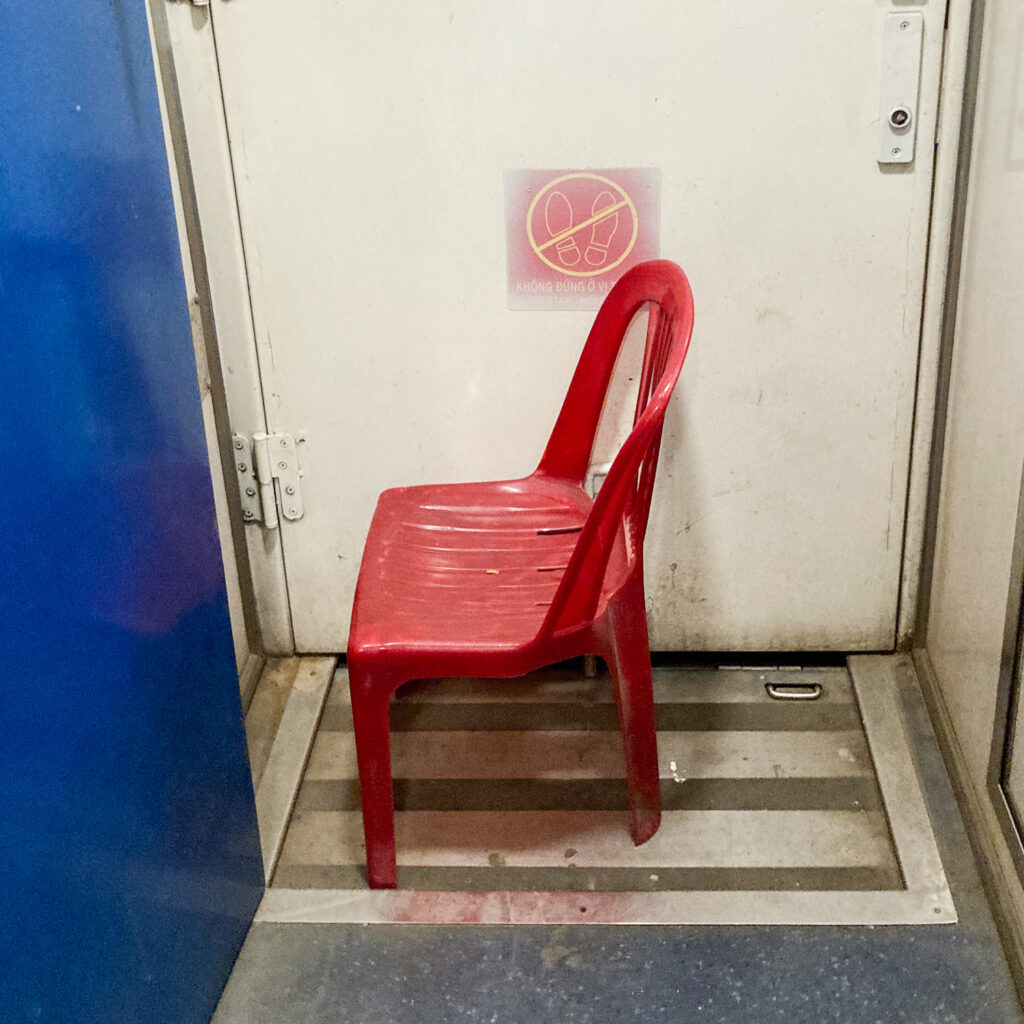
[232,432,304,529]
[766,682,823,701]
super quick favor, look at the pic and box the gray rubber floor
[212,669,1024,1024]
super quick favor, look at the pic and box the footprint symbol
[585,191,619,267]
[544,191,581,267]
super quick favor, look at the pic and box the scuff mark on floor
[540,930,585,970]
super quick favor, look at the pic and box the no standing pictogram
[505,168,660,310]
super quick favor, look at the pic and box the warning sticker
[504,168,660,310]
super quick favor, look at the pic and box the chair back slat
[536,261,694,638]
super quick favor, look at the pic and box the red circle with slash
[526,173,639,278]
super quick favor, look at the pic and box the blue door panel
[0,4,264,1022]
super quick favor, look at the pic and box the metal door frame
[985,456,1024,879]
[148,0,295,653]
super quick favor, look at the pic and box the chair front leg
[349,674,401,889]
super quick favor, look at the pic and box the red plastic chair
[347,260,695,888]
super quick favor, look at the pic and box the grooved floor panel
[273,667,903,895]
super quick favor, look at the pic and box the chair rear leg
[349,676,399,888]
[601,584,662,845]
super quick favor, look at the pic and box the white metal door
[207,1,946,651]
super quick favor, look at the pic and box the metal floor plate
[256,654,956,925]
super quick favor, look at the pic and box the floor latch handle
[765,682,823,701]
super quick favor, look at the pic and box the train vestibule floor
[216,654,1022,1023]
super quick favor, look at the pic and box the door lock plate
[878,12,924,166]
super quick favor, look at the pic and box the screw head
[891,146,902,156]
[245,487,256,497]
[237,462,247,472]
[285,485,295,495]
[278,461,288,470]
[233,439,245,450]
[900,19,910,30]
[243,510,253,519]
[288,508,298,517]
[280,438,289,447]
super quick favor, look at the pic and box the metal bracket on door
[232,432,304,528]
[878,12,924,166]
[587,462,612,499]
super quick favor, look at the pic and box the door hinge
[232,432,304,528]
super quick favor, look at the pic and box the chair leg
[601,583,662,846]
[349,674,399,889]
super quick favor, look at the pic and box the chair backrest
[535,260,694,637]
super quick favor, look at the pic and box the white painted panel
[208,0,945,651]
[927,0,1024,786]
[923,0,1024,970]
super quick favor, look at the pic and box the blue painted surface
[0,4,264,1022]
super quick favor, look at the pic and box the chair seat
[349,476,594,655]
